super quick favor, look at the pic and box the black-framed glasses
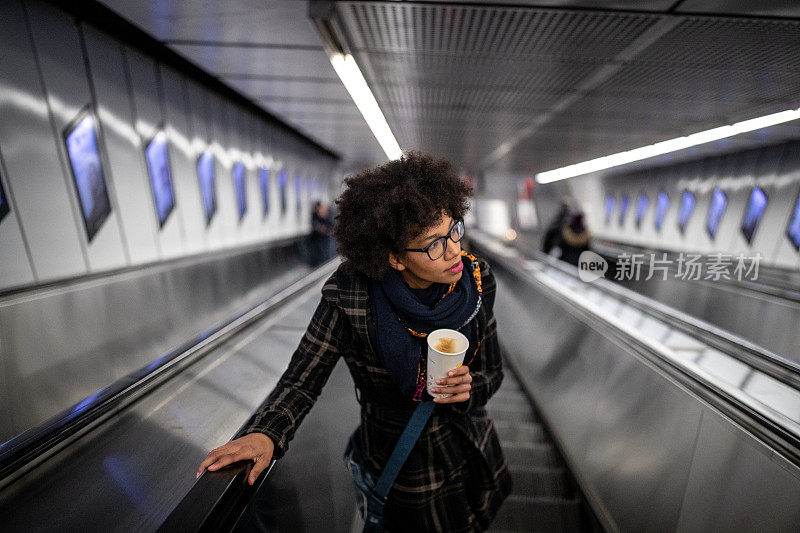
[404,218,465,260]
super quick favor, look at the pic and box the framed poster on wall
[258,167,270,218]
[232,162,247,221]
[63,109,112,242]
[197,150,217,226]
[145,130,176,228]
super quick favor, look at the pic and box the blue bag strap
[373,401,435,499]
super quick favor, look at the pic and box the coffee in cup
[426,328,469,399]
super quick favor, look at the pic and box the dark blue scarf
[370,253,482,400]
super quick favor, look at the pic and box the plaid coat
[237,254,512,532]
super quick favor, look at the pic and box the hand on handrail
[196,433,274,485]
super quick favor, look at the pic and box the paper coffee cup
[426,328,469,398]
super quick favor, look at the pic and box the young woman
[197,152,512,531]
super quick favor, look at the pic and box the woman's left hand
[431,365,472,403]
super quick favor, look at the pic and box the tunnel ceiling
[98,0,800,177]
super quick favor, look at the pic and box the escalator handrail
[157,450,276,532]
[0,258,339,487]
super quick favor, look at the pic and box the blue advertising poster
[294,175,302,213]
[635,194,648,228]
[654,191,669,232]
[278,169,288,214]
[145,131,175,228]
[705,189,727,240]
[0,176,9,224]
[677,190,695,234]
[258,167,270,218]
[604,196,615,225]
[787,191,800,251]
[618,195,630,226]
[197,151,216,226]
[64,112,111,242]
[741,187,767,244]
[233,162,247,221]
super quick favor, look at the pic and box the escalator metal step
[493,420,549,443]
[487,402,540,424]
[502,442,561,469]
[489,495,583,533]
[509,466,569,499]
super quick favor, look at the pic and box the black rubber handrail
[0,257,339,487]
[157,452,276,532]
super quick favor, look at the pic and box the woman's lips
[446,261,463,273]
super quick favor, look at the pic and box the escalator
[487,370,591,532]
[0,260,345,532]
[469,231,800,531]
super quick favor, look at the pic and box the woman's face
[389,213,463,289]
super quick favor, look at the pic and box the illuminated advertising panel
[145,131,175,228]
[232,162,247,221]
[64,111,111,242]
[197,150,216,226]
[741,187,767,245]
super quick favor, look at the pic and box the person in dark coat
[308,200,333,266]
[541,199,571,254]
[557,211,592,267]
[197,152,512,532]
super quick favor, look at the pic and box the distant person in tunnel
[556,211,592,267]
[541,197,571,255]
[197,151,511,532]
[308,200,333,266]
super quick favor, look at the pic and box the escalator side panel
[494,266,704,531]
[678,405,800,530]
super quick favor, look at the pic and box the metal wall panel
[0,0,86,284]
[676,407,800,531]
[83,27,162,266]
[0,162,36,289]
[26,0,128,272]
[124,46,185,261]
[159,67,205,255]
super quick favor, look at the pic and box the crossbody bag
[343,401,435,532]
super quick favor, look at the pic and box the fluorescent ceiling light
[536,107,800,184]
[329,53,402,161]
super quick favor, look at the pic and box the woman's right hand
[196,433,275,485]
